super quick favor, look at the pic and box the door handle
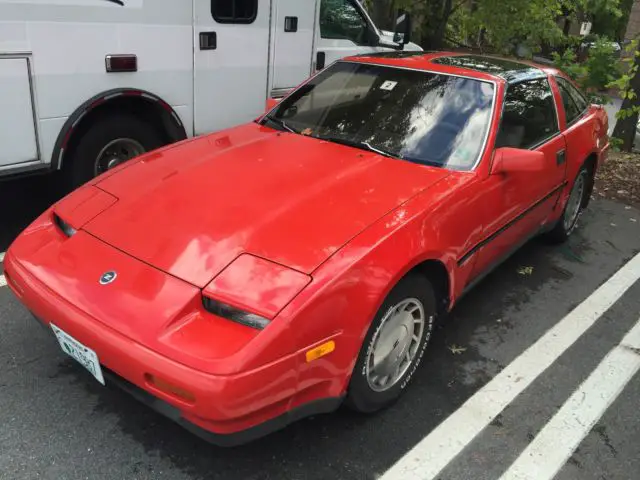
[199,32,217,50]
[556,149,566,165]
[316,51,326,70]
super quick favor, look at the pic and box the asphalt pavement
[1,174,639,480]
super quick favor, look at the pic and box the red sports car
[5,52,609,446]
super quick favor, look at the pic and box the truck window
[211,0,257,24]
[320,0,369,45]
[496,78,559,149]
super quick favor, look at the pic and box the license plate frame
[51,323,105,385]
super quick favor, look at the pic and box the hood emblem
[99,271,117,285]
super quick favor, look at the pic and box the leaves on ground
[517,266,534,275]
[594,151,640,208]
[448,344,467,355]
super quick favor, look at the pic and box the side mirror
[393,10,412,46]
[491,147,546,175]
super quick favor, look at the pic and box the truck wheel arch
[51,88,188,170]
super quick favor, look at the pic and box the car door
[194,0,271,135]
[470,77,567,278]
[315,0,380,70]
[554,75,600,181]
[270,0,317,96]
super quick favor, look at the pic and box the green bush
[552,48,588,83]
[553,36,621,103]
[583,37,621,91]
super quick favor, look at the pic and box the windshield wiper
[104,0,125,5]
[321,136,399,159]
[262,116,296,133]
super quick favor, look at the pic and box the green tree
[369,0,623,54]
[610,40,640,152]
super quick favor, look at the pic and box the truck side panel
[0,57,39,168]
[0,0,193,170]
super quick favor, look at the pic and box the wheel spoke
[392,363,401,381]
[412,334,420,342]
[406,304,421,315]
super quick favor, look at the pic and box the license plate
[51,324,105,385]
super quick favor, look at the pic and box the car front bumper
[4,250,341,446]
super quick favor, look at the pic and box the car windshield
[265,61,495,170]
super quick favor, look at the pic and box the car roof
[345,51,559,84]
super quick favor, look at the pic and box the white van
[0,0,419,186]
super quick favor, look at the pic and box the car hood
[83,123,450,287]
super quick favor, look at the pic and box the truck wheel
[65,114,164,188]
[545,166,589,243]
[346,273,436,413]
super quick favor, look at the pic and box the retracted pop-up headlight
[52,186,118,238]
[53,213,77,237]
[202,254,311,330]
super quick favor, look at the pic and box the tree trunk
[419,0,453,49]
[612,52,640,152]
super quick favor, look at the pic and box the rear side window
[556,79,582,125]
[212,0,257,24]
[557,77,588,117]
[496,78,559,149]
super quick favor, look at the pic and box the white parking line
[500,317,640,480]
[0,252,6,288]
[380,251,640,480]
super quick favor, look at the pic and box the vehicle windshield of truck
[265,61,495,170]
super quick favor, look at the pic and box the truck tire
[64,114,164,188]
[346,273,436,413]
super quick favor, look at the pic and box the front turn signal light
[306,341,336,363]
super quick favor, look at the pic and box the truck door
[194,0,271,134]
[315,0,381,69]
[270,0,317,96]
[0,57,39,168]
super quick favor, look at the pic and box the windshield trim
[324,60,499,172]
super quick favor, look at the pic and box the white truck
[0,0,418,187]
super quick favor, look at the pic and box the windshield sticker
[380,81,398,91]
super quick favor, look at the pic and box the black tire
[64,114,164,188]
[545,166,590,244]
[346,273,436,413]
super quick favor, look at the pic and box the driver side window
[320,0,369,45]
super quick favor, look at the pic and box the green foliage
[608,40,640,151]
[583,36,622,90]
[454,0,568,54]
[552,48,588,83]
[584,0,628,40]
[608,40,640,120]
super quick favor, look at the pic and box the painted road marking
[500,317,640,480]
[0,252,5,288]
[380,252,640,480]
